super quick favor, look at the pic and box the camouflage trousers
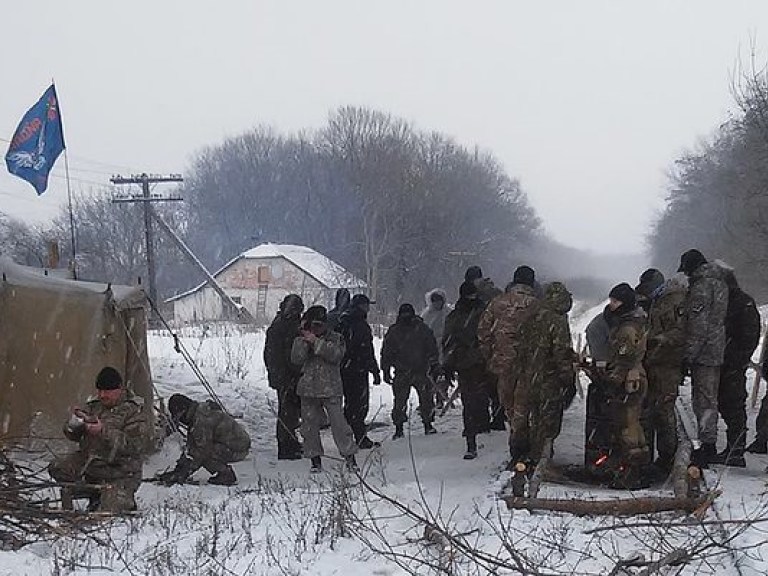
[691,364,720,445]
[613,387,650,466]
[48,452,140,512]
[301,396,357,459]
[508,374,532,460]
[191,443,249,475]
[646,364,681,465]
[718,362,749,452]
[529,375,569,462]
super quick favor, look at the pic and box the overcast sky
[2,1,767,254]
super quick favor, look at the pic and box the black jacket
[724,286,761,366]
[381,317,438,375]
[337,308,379,375]
[264,312,303,390]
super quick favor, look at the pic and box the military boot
[463,436,478,460]
[509,461,528,497]
[424,423,437,435]
[747,438,768,454]
[692,443,717,468]
[711,447,746,468]
[345,454,359,472]
[392,424,404,440]
[310,456,322,474]
[209,466,237,486]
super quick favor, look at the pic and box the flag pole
[53,78,77,278]
[63,148,77,278]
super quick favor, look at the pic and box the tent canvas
[0,257,153,445]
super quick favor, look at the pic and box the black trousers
[457,365,491,438]
[392,372,434,426]
[718,361,749,451]
[276,386,302,455]
[342,369,370,442]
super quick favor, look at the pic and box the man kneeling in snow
[49,367,148,512]
[160,394,251,486]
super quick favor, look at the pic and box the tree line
[1,106,544,315]
[651,66,768,302]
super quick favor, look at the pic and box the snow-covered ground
[4,308,768,575]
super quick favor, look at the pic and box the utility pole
[110,173,183,316]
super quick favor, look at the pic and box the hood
[334,288,351,309]
[655,273,688,299]
[424,288,448,309]
[692,261,728,283]
[542,282,572,315]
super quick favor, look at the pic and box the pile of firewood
[0,450,107,550]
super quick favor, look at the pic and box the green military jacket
[186,401,251,468]
[606,308,648,392]
[645,276,687,367]
[64,390,147,475]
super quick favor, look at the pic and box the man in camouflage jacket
[590,283,650,489]
[517,282,576,464]
[49,367,148,512]
[477,265,539,443]
[164,394,251,486]
[264,294,304,459]
[679,249,728,465]
[291,305,358,472]
[636,269,687,474]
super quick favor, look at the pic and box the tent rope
[144,294,230,415]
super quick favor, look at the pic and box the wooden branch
[503,495,713,517]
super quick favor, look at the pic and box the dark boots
[464,436,478,460]
[692,443,717,468]
[393,424,404,440]
[310,456,322,473]
[357,436,380,450]
[424,422,437,435]
[747,438,768,454]
[209,466,237,486]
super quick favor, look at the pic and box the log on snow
[503,495,710,516]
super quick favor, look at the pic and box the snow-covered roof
[243,243,366,289]
[167,243,366,302]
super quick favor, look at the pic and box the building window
[256,285,268,316]
[258,266,271,283]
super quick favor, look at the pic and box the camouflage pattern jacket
[520,282,575,389]
[291,331,346,398]
[264,312,303,390]
[381,317,439,377]
[477,283,538,376]
[685,263,728,367]
[442,297,486,372]
[64,390,147,475]
[645,276,687,368]
[186,400,251,468]
[605,308,648,393]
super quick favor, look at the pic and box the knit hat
[95,367,123,390]
[303,305,327,324]
[512,265,535,288]
[397,303,416,320]
[464,266,483,283]
[677,249,707,276]
[608,283,637,309]
[168,393,194,420]
[459,280,478,299]
[350,294,370,308]
[635,268,665,297]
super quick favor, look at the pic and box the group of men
[47,246,767,511]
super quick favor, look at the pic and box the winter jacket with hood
[521,282,575,387]
[421,289,450,362]
[381,315,439,376]
[327,288,351,332]
[685,262,728,366]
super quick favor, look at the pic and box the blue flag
[5,84,66,195]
